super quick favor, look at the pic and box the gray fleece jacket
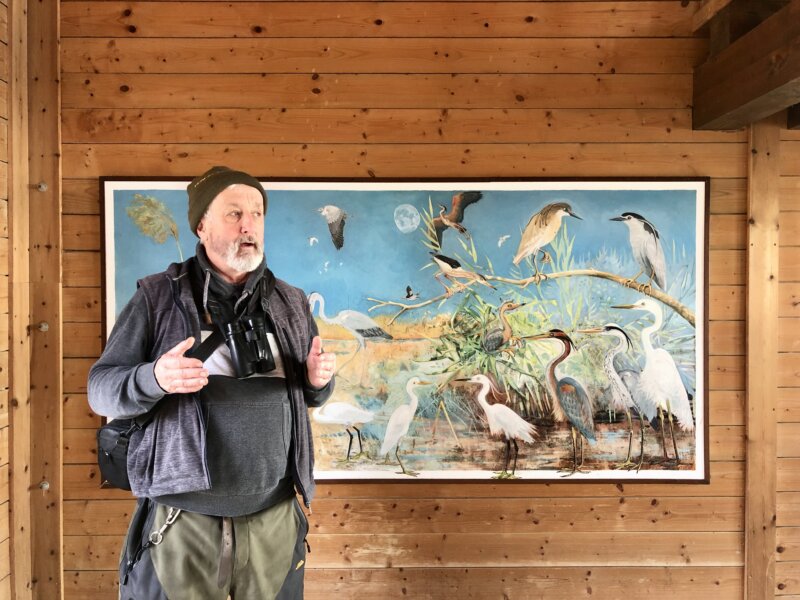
[88,257,332,507]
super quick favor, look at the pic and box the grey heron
[577,323,645,470]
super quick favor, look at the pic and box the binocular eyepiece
[223,315,276,379]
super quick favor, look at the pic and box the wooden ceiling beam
[692,0,735,33]
[693,0,800,130]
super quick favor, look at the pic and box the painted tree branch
[368,269,696,327]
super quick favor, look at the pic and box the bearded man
[89,166,335,599]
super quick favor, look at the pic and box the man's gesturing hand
[154,337,209,394]
[306,336,336,389]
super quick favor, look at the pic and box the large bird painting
[104,178,708,481]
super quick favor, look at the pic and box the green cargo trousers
[118,496,308,600]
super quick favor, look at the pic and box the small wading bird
[610,212,667,292]
[312,402,375,462]
[528,329,596,476]
[513,202,581,283]
[317,204,347,250]
[432,191,483,248]
[613,298,694,465]
[429,252,496,297]
[379,377,431,477]
[577,323,645,470]
[481,300,527,354]
[456,374,537,479]
[307,292,392,374]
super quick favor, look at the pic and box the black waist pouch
[94,330,223,490]
[97,419,140,490]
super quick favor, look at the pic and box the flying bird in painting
[577,323,645,470]
[312,402,375,462]
[613,298,693,465]
[405,285,420,300]
[513,202,581,282]
[610,212,667,292]
[497,234,511,248]
[429,252,496,296]
[317,205,347,250]
[432,191,483,248]
[456,374,536,479]
[528,329,595,476]
[379,377,431,477]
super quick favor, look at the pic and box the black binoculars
[223,315,276,379]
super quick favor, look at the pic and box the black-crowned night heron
[610,212,667,292]
[432,191,482,248]
[429,252,496,296]
[455,374,537,479]
[379,377,431,477]
[312,402,375,461]
[513,202,582,282]
[613,298,694,465]
[527,329,595,476]
[317,204,347,250]
[481,300,526,354]
[577,323,645,470]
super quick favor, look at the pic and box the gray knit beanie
[187,166,268,235]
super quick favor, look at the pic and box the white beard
[207,236,263,274]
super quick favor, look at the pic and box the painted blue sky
[109,185,701,321]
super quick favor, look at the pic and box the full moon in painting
[394,204,421,233]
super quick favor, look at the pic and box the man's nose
[239,212,255,233]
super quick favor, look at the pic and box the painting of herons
[103,178,708,482]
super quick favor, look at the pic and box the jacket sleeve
[88,287,166,419]
[301,291,334,408]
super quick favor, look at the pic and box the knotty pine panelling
[776,132,800,597]
[60,1,749,598]
[0,0,10,594]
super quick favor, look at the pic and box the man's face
[197,184,265,283]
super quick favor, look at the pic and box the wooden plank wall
[0,0,9,597]
[776,131,800,597]
[57,1,755,597]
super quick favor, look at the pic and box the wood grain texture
[61,37,708,75]
[62,73,694,110]
[61,2,698,39]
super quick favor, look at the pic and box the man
[89,166,335,599]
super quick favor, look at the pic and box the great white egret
[613,298,694,464]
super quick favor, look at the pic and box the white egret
[379,377,430,477]
[312,402,375,461]
[613,298,694,464]
[457,374,537,479]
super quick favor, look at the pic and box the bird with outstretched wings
[317,205,347,250]
[432,191,483,248]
